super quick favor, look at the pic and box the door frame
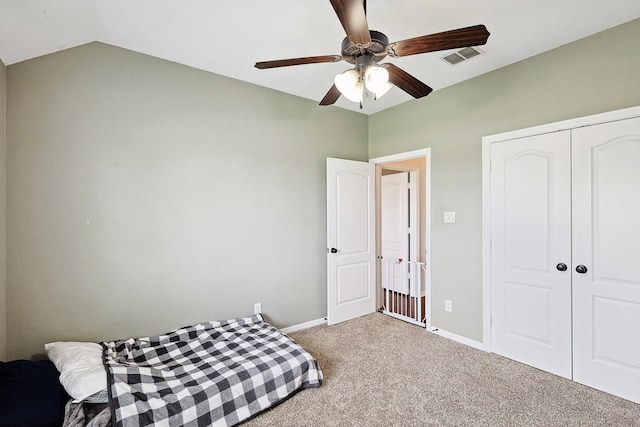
[481,105,640,353]
[370,148,432,330]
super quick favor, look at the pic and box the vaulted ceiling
[2,1,640,114]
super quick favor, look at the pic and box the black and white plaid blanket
[102,314,322,426]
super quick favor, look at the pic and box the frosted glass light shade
[372,81,393,99]
[334,69,364,103]
[364,66,389,93]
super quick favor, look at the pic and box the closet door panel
[490,131,572,378]
[572,116,640,404]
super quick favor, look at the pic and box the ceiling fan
[255,0,490,108]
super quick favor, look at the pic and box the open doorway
[370,149,431,328]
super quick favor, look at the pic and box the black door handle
[575,265,588,274]
[330,248,338,254]
[556,263,567,271]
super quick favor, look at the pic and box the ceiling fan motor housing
[341,30,389,63]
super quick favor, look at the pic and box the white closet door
[572,117,640,403]
[490,131,572,378]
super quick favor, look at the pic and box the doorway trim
[370,148,432,330]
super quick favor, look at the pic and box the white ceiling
[2,0,640,115]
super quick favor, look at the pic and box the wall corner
[0,57,6,361]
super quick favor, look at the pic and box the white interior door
[572,117,640,403]
[381,172,409,294]
[327,158,376,325]
[490,131,573,378]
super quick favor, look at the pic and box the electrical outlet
[254,302,262,315]
[445,299,453,312]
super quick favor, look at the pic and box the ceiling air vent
[442,47,483,65]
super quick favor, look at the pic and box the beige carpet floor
[243,313,640,426]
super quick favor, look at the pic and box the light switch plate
[444,211,456,223]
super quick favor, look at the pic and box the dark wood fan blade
[319,84,342,106]
[330,0,371,44]
[255,55,342,69]
[381,63,433,99]
[388,24,490,57]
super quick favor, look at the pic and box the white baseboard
[280,317,327,334]
[428,326,486,351]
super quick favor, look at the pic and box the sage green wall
[6,42,368,359]
[369,18,640,342]
[6,19,640,359]
[0,58,6,360]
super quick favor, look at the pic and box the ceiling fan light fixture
[364,65,392,99]
[334,69,364,103]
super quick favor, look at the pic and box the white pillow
[45,341,108,403]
